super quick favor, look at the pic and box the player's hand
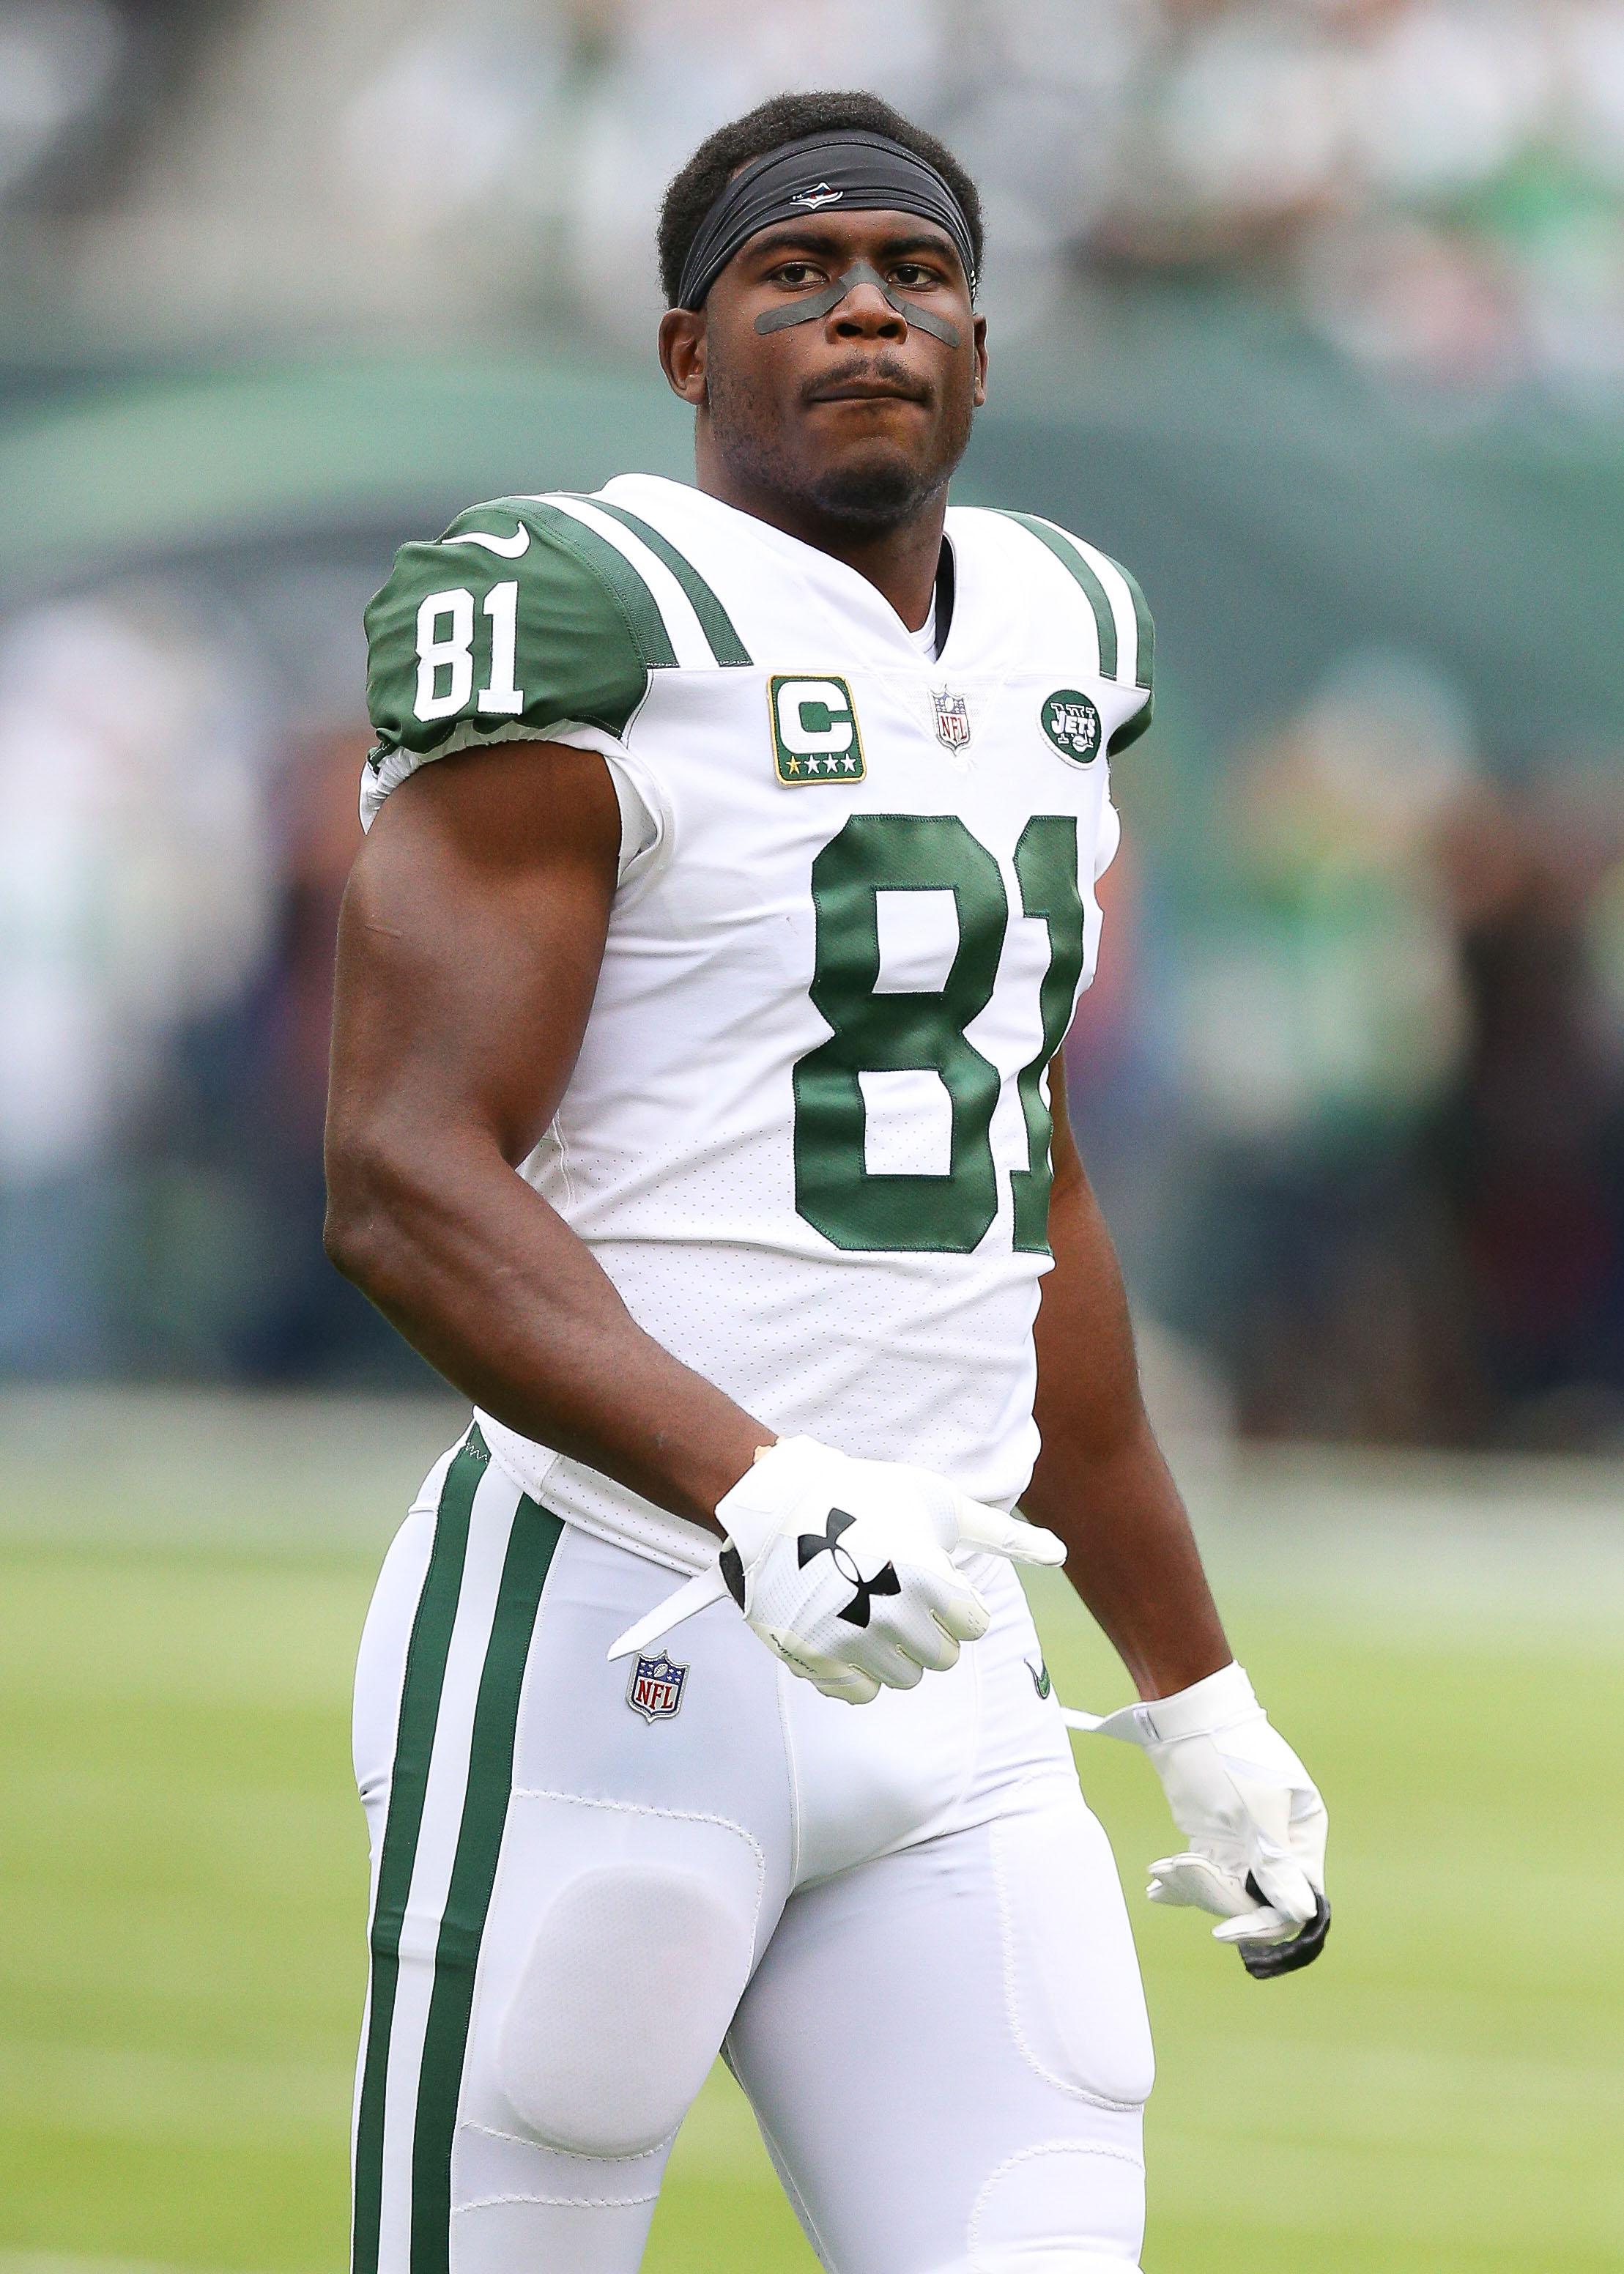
[714,1435,1065,1704]
[1067,1662,1330,1977]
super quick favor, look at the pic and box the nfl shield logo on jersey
[626,1650,688,1722]
[931,687,972,749]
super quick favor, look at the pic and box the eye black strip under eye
[753,259,961,346]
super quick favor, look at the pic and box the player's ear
[973,314,988,410]
[659,307,708,404]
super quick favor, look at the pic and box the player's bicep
[330,738,620,1169]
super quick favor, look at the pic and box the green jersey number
[793,812,1085,1254]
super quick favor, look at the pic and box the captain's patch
[769,675,866,783]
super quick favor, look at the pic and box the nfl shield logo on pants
[627,1650,687,1722]
[932,687,972,749]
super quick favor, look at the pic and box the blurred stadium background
[1,2,1622,2270]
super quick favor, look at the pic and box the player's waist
[480,1396,1040,1585]
[574,1231,1049,1321]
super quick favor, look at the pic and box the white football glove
[609,1435,1065,1704]
[1065,1661,1330,1978]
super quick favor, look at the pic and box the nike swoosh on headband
[442,526,530,557]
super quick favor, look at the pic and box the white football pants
[350,1428,1153,2274]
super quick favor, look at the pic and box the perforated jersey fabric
[362,475,1153,1574]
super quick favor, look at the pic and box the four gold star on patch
[769,675,867,786]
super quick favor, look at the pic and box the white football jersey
[363,474,1153,1572]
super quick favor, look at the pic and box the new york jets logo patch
[770,675,866,785]
[1041,688,1102,765]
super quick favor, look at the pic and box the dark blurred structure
[1069,678,1624,1450]
[8,1,1624,404]
[4,0,1624,1448]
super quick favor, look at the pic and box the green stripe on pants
[409,1495,564,2269]
[352,1426,489,2274]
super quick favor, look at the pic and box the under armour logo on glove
[606,1437,1066,1708]
[796,1508,902,1627]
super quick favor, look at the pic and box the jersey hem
[476,1415,715,1577]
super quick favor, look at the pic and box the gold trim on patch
[768,673,867,785]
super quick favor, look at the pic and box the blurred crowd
[6,0,1624,402]
[1069,654,1624,1445]
[0,571,385,1383]
[2,574,1622,1449]
[4,0,1624,1447]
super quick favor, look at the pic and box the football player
[326,86,1329,2274]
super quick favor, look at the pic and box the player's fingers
[918,1613,963,1673]
[953,1495,1066,1567]
[768,1629,878,1703]
[1247,1851,1318,1927]
[817,1666,881,1705]
[1146,1853,1253,1917]
[930,1579,991,1644]
[867,1640,925,1691]
[883,1596,963,1674]
[1214,1906,1297,1945]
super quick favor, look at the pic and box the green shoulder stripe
[580,498,752,667]
[1108,688,1154,756]
[1116,558,1154,692]
[363,495,673,765]
[525,500,678,673]
[998,508,1119,679]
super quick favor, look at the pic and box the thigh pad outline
[991,1801,1154,2111]
[966,2138,1146,2273]
[490,1796,764,2160]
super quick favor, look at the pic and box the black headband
[674,128,979,314]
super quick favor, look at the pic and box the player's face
[661,209,987,533]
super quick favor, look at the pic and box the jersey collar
[604,474,963,669]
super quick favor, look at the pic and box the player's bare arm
[1026,1057,1330,1968]
[325,739,772,1528]
[1024,1056,1231,1700]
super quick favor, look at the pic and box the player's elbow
[322,1122,426,1295]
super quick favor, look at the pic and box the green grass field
[1,1393,1621,2274]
